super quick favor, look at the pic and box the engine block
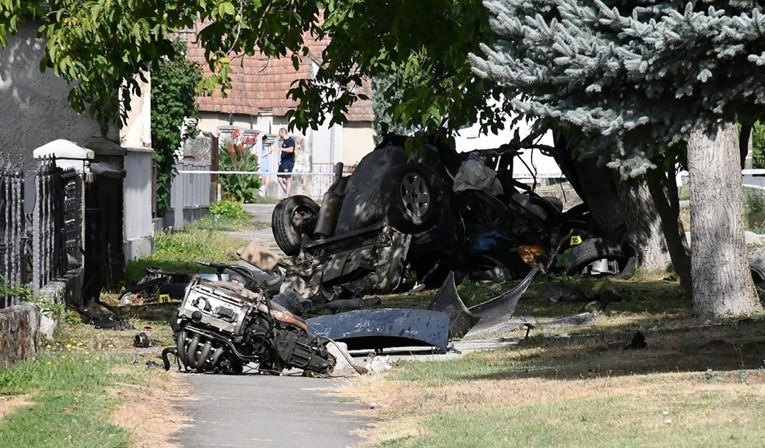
[178,279,254,336]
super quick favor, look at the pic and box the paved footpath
[182,204,368,448]
[181,374,368,448]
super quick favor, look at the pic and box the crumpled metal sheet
[307,308,450,353]
[453,159,504,196]
[427,272,480,339]
[427,269,538,339]
[466,268,538,337]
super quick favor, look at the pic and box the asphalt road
[181,373,368,448]
[182,204,368,448]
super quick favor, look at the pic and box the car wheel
[272,195,320,256]
[565,238,628,276]
[386,165,441,233]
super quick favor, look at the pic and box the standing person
[276,128,296,197]
[252,132,272,195]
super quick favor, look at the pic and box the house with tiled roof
[183,29,375,174]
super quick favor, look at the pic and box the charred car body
[272,134,633,301]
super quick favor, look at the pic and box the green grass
[0,350,133,447]
[357,317,765,447]
[188,214,270,232]
[399,393,765,448]
[125,227,248,283]
[348,274,765,448]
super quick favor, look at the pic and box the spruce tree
[471,0,765,318]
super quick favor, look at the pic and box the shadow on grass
[442,317,765,383]
[382,275,765,385]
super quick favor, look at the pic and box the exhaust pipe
[186,334,202,369]
[176,331,189,368]
[196,341,213,372]
[209,347,225,371]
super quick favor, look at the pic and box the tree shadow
[454,316,765,382]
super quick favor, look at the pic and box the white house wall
[455,117,562,179]
[340,122,374,166]
[196,112,373,167]
[123,148,155,260]
[119,70,155,262]
[120,72,152,149]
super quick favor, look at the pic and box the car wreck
[160,133,639,376]
[271,133,632,303]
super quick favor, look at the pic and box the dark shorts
[278,159,294,178]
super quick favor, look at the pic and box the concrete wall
[123,148,155,261]
[0,304,40,368]
[0,22,114,168]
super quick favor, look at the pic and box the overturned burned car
[272,134,632,301]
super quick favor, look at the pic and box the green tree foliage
[0,1,322,133]
[470,1,765,175]
[288,0,510,137]
[0,1,506,140]
[470,1,765,317]
[152,40,202,215]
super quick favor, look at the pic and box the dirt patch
[111,371,191,448]
[0,395,31,421]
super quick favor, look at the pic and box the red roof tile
[186,28,373,122]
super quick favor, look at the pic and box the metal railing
[0,156,26,308]
[61,170,83,267]
[176,163,356,200]
[32,158,65,293]
[1,155,84,307]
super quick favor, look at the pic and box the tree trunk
[616,176,672,272]
[552,132,625,240]
[687,120,762,318]
[649,164,692,298]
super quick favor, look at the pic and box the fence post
[211,135,219,203]
[2,158,25,307]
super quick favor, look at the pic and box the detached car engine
[166,278,335,375]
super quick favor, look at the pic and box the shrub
[219,129,261,202]
[209,200,249,220]
[744,188,765,233]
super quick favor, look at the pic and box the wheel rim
[291,206,316,231]
[400,172,430,221]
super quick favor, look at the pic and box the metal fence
[0,157,26,308]
[176,163,355,201]
[1,156,83,307]
[164,160,212,230]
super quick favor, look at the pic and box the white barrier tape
[176,170,337,176]
[177,169,565,179]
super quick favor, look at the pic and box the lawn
[342,278,765,448]
[0,311,186,448]
[7,220,765,447]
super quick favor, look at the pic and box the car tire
[272,195,320,256]
[385,164,442,233]
[565,238,628,275]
